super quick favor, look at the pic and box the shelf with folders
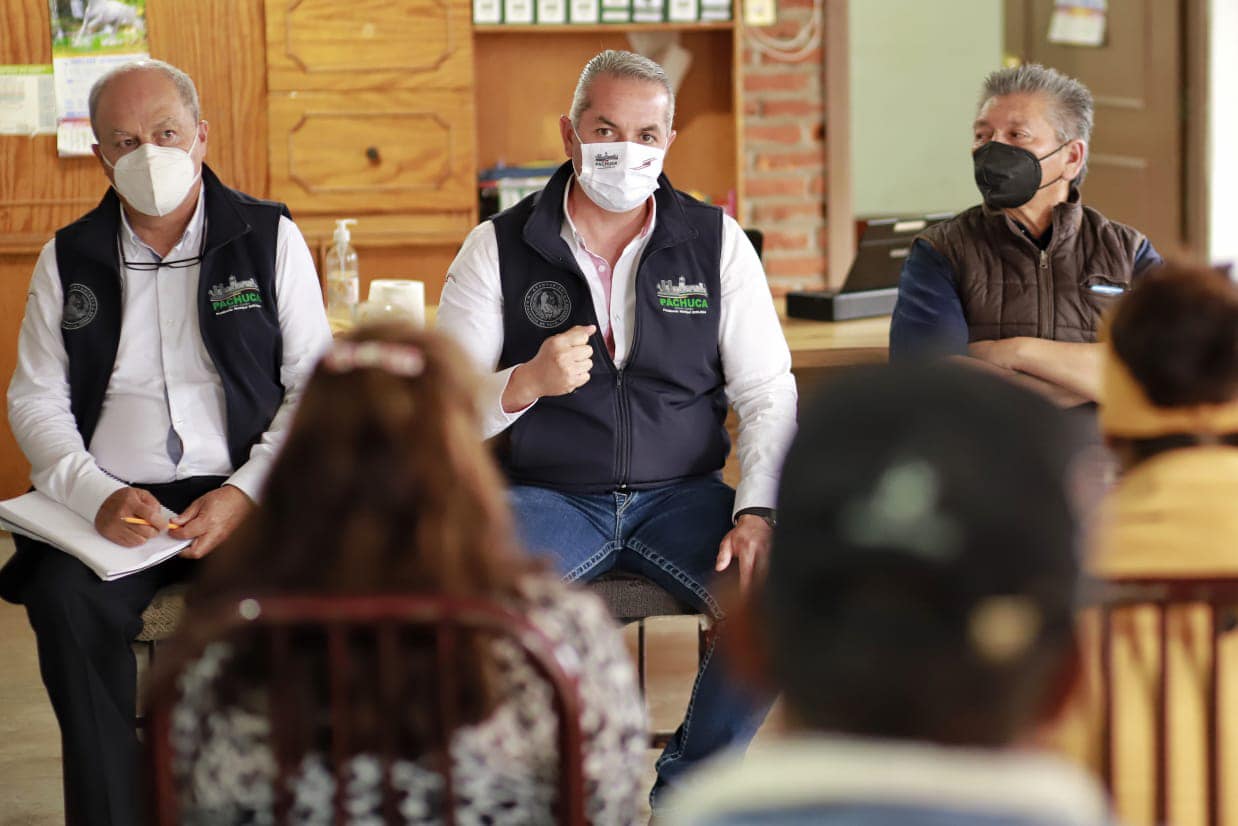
[474,21,734,31]
[473,0,732,25]
[472,25,743,211]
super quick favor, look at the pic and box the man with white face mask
[438,49,797,808]
[2,60,330,825]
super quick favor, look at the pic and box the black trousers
[15,475,224,826]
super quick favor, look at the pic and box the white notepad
[0,491,190,581]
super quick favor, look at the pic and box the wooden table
[339,300,892,371]
[777,299,890,370]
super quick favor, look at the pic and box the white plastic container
[368,279,426,328]
[325,219,359,325]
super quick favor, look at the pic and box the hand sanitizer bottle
[325,219,359,324]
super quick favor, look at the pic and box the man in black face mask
[889,64,1161,406]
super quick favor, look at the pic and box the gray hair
[88,59,200,138]
[980,64,1093,184]
[569,50,675,133]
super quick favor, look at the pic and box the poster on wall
[47,0,149,157]
[0,65,57,136]
[1047,0,1108,48]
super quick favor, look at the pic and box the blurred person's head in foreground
[194,324,532,601]
[1099,263,1238,471]
[160,325,539,747]
[765,364,1082,746]
[665,365,1111,826]
[1093,263,1238,577]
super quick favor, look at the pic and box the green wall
[849,0,1004,218]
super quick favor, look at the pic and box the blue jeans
[509,476,771,808]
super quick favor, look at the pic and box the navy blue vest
[54,165,288,471]
[493,161,728,492]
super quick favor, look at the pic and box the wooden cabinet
[267,90,477,217]
[265,0,476,92]
[265,0,479,294]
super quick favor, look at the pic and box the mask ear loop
[1034,140,1074,192]
[569,123,589,178]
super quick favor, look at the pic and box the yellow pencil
[122,516,182,530]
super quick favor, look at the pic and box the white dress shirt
[8,189,332,523]
[437,182,798,514]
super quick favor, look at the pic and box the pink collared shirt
[560,179,656,362]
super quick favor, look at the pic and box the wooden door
[1005,0,1184,255]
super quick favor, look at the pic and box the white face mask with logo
[573,128,665,213]
[102,130,201,217]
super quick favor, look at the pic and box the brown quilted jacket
[918,191,1146,342]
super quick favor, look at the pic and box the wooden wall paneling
[0,0,51,62]
[0,254,35,498]
[0,2,105,235]
[0,0,268,497]
[2,1,268,237]
[295,213,478,272]
[146,0,268,196]
[473,29,737,205]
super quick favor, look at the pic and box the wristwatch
[734,507,776,528]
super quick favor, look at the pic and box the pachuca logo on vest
[210,275,263,316]
[62,283,99,330]
[523,280,572,328]
[657,276,710,315]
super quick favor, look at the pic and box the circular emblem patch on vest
[61,283,98,331]
[523,281,572,329]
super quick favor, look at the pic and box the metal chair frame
[589,571,712,748]
[147,594,588,826]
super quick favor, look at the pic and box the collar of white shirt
[118,186,207,264]
[560,175,656,254]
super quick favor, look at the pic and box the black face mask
[972,140,1069,209]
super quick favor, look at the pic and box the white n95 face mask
[575,132,665,213]
[102,132,201,217]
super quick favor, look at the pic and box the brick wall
[741,5,828,294]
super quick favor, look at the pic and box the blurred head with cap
[752,363,1083,747]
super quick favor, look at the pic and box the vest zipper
[1037,247,1052,338]
[615,371,630,489]
[615,241,665,491]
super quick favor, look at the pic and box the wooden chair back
[1089,577,1238,826]
[148,594,587,826]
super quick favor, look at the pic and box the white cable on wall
[745,0,824,63]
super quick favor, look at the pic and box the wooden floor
[0,534,781,824]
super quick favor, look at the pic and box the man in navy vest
[438,50,798,807]
[2,60,331,825]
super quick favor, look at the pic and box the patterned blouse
[170,576,648,824]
